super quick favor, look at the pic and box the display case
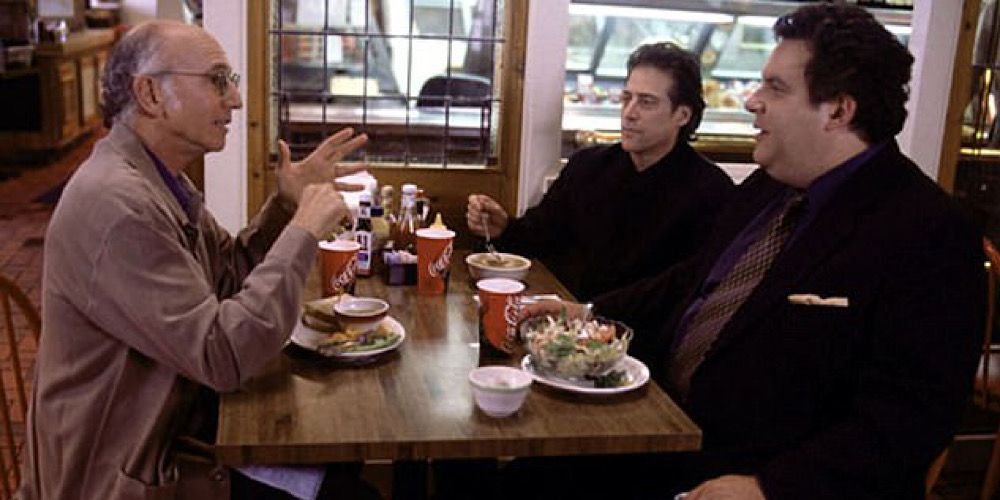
[561,0,912,162]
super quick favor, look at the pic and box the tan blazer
[18,124,317,499]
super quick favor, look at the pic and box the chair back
[980,238,1000,409]
[0,273,40,498]
[926,238,1000,498]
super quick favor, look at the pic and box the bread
[302,296,343,332]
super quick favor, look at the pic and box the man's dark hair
[626,42,705,141]
[775,3,914,143]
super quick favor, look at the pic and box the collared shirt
[671,142,887,351]
[144,145,194,219]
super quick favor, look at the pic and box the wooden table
[216,253,701,465]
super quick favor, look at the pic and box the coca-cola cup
[319,239,360,297]
[416,228,456,295]
[476,278,525,355]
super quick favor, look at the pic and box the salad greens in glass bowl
[520,314,633,381]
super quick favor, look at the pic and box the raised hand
[276,128,369,206]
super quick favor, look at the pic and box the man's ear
[675,104,693,127]
[825,94,857,130]
[131,75,162,116]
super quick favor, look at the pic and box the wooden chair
[0,274,40,498]
[926,237,1000,499]
[976,238,1000,499]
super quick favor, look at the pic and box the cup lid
[319,239,361,252]
[476,278,525,294]
[416,228,455,239]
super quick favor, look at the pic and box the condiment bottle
[354,193,374,277]
[394,184,418,254]
[381,185,397,251]
[414,188,430,228]
[371,193,390,253]
[380,185,397,227]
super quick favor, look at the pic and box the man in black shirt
[466,42,733,301]
[514,5,983,499]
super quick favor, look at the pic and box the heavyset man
[19,21,370,499]
[467,42,733,301]
[518,4,984,499]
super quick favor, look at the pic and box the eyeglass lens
[211,71,239,94]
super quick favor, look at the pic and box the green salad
[523,315,632,382]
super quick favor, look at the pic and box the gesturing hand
[276,128,369,206]
[289,183,353,241]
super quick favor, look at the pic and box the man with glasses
[19,21,373,499]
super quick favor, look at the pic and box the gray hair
[100,22,169,127]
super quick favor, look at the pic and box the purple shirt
[144,145,195,219]
[671,142,887,350]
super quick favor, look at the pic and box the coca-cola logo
[427,241,453,278]
[331,254,357,292]
[503,295,521,344]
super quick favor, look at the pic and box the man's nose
[622,100,638,119]
[745,92,762,113]
[224,85,243,110]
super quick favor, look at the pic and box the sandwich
[301,296,343,333]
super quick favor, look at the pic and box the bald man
[19,21,368,499]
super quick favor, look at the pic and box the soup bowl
[333,297,390,333]
[466,252,531,281]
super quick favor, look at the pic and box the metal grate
[270,0,506,168]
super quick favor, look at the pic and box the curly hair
[774,4,914,143]
[626,42,705,141]
[100,23,168,127]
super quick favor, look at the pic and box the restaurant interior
[2,0,1000,498]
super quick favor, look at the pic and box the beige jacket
[18,124,317,499]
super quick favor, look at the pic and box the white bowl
[466,252,531,281]
[468,366,532,417]
[333,297,390,332]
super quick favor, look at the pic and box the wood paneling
[0,29,113,156]
[246,0,270,219]
[939,0,981,193]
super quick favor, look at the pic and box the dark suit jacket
[594,142,985,499]
[496,141,733,301]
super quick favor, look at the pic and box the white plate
[520,354,650,395]
[289,315,405,359]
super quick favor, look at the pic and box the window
[561,1,911,150]
[270,0,509,168]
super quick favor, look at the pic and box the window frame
[247,0,528,237]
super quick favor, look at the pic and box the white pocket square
[787,294,849,307]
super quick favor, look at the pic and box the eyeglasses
[144,69,240,96]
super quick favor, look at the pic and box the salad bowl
[520,315,632,381]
